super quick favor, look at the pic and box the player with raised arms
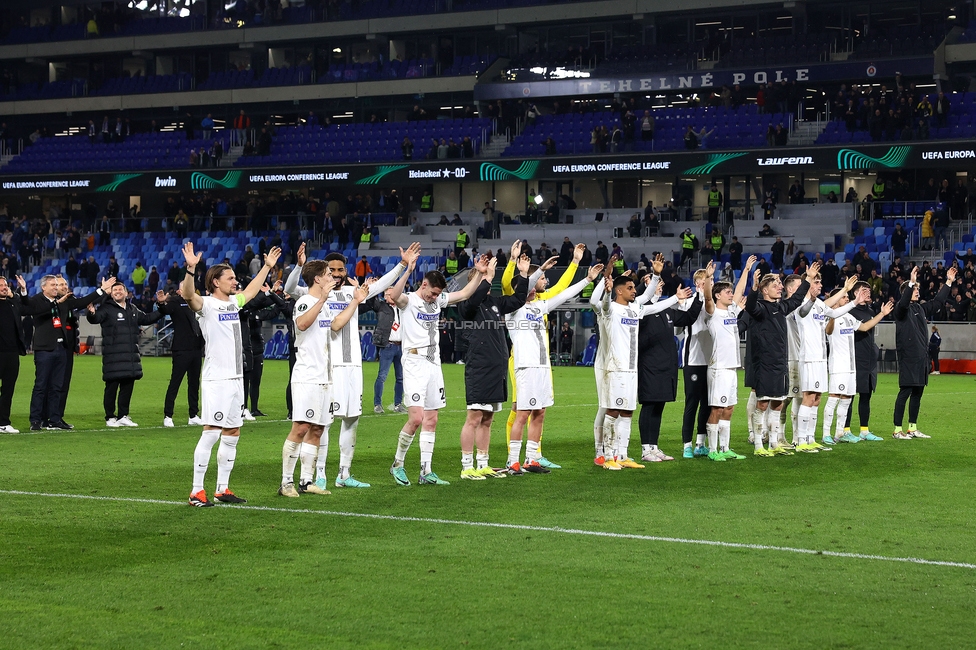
[823,288,892,445]
[181,241,281,507]
[744,261,813,458]
[702,255,756,461]
[589,259,686,469]
[285,241,421,489]
[506,260,604,473]
[387,258,485,486]
[791,273,859,452]
[278,261,372,497]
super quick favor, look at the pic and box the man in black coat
[891,265,955,438]
[744,262,814,455]
[636,277,696,461]
[87,281,164,426]
[246,281,286,417]
[843,281,885,440]
[455,253,529,478]
[23,273,114,430]
[157,288,204,427]
[0,275,28,433]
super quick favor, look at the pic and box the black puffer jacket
[87,298,164,381]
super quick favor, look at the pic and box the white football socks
[525,440,540,463]
[282,439,300,485]
[593,407,606,457]
[299,442,317,483]
[835,398,852,439]
[746,391,757,438]
[315,430,329,481]
[751,409,766,450]
[475,451,490,470]
[823,396,839,440]
[215,434,239,493]
[507,439,523,467]
[615,416,632,460]
[797,404,815,445]
[706,422,719,453]
[192,429,220,492]
[718,420,731,452]
[338,417,359,474]
[418,430,435,474]
[393,430,414,468]
[603,415,617,459]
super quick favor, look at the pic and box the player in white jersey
[703,255,756,461]
[589,261,687,469]
[278,260,372,497]
[791,273,859,452]
[506,261,604,473]
[822,288,892,445]
[681,262,717,458]
[387,259,485,486]
[778,274,805,447]
[285,242,420,489]
[181,241,281,507]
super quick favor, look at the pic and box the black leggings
[104,379,134,419]
[249,356,264,411]
[638,402,666,445]
[680,366,708,444]
[893,386,924,427]
[844,392,873,429]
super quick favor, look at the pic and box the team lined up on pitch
[169,236,954,506]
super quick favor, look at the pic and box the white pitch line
[1,489,973,570]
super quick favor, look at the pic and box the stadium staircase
[787,120,827,147]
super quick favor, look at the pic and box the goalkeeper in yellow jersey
[501,240,586,469]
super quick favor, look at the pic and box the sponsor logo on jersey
[306,409,315,418]
[620,317,639,326]
[813,313,826,321]
[723,318,737,325]
[526,313,544,323]
[214,412,224,421]
[218,313,240,321]
[840,328,855,335]
[416,312,439,321]
[319,319,331,328]
[327,302,349,311]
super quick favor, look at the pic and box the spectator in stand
[934,92,950,128]
[402,137,414,160]
[683,125,699,150]
[770,237,785,270]
[774,124,788,146]
[956,248,976,267]
[87,15,99,37]
[595,241,609,266]
[891,224,908,256]
[355,256,372,284]
[147,266,160,294]
[728,236,743,270]
[131,262,147,295]
[788,180,805,205]
[257,128,272,156]
[233,109,251,144]
[542,137,557,155]
[627,214,642,237]
[98,215,111,246]
[640,111,655,143]
[65,256,79,286]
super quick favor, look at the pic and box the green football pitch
[1,356,974,649]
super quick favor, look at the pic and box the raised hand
[473,254,489,274]
[485,257,498,282]
[572,243,586,264]
[744,255,758,271]
[603,277,613,293]
[15,275,26,292]
[881,299,894,316]
[296,242,307,266]
[540,255,559,272]
[806,260,821,279]
[272,279,283,292]
[911,265,918,283]
[604,255,617,278]
[264,246,282,269]
[843,275,858,292]
[355,277,376,300]
[100,276,116,292]
[675,284,693,301]
[322,275,338,295]
[704,259,716,279]
[510,239,522,261]
[947,266,958,283]
[752,267,762,288]
[57,291,74,304]
[587,264,604,281]
[651,253,664,275]
[87,303,96,314]
[155,290,167,302]
[182,242,201,270]
[400,242,421,267]
[346,276,360,288]
[516,254,531,275]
